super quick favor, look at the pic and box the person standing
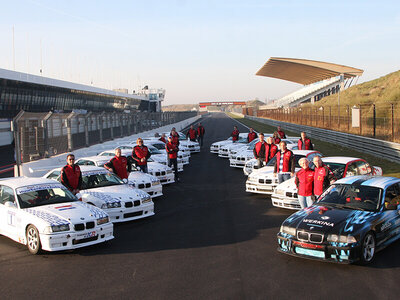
[197,122,205,147]
[170,127,180,146]
[295,158,315,209]
[313,156,335,199]
[272,132,281,145]
[273,141,295,184]
[187,125,198,142]
[277,126,286,139]
[166,136,179,182]
[231,126,239,142]
[132,138,151,173]
[247,128,257,143]
[104,148,131,180]
[298,132,313,150]
[61,154,82,195]
[253,133,266,168]
[265,137,278,164]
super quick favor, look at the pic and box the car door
[0,185,19,238]
[378,183,400,245]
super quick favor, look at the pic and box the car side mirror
[122,178,128,184]
[4,201,17,208]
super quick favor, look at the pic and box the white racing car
[142,139,191,165]
[271,157,383,210]
[210,133,248,154]
[0,177,114,254]
[245,150,322,195]
[44,166,155,223]
[75,156,164,196]
[218,136,252,158]
[161,131,200,153]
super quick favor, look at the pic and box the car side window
[0,185,16,205]
[355,161,370,175]
[47,171,61,179]
[345,162,358,176]
[384,184,400,210]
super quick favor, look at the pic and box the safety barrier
[245,115,400,164]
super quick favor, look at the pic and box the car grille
[74,222,95,231]
[138,183,151,189]
[72,236,98,245]
[124,211,143,218]
[125,200,141,208]
[297,231,324,244]
[155,171,166,176]
[286,192,298,198]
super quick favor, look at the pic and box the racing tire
[359,232,375,264]
[26,225,42,255]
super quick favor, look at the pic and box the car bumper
[229,159,246,168]
[107,202,155,223]
[245,182,276,194]
[142,185,163,198]
[210,148,219,153]
[277,233,360,264]
[218,152,230,158]
[40,223,114,252]
[271,194,301,210]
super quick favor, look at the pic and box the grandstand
[256,57,363,108]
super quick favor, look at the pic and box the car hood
[128,172,156,183]
[23,201,107,225]
[148,162,169,172]
[284,205,380,234]
[81,185,146,201]
[275,177,297,192]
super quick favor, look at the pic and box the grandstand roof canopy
[256,57,364,85]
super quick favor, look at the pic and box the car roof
[0,177,64,189]
[335,175,400,189]
[321,156,361,164]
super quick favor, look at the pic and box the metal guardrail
[245,115,400,164]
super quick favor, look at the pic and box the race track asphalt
[1,112,400,300]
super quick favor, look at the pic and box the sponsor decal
[16,183,64,195]
[321,216,330,220]
[303,219,334,227]
[54,204,76,211]
[381,221,392,231]
[82,170,109,176]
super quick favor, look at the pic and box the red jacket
[166,142,179,159]
[314,165,335,196]
[298,138,313,150]
[197,125,205,137]
[274,149,295,173]
[159,137,167,143]
[170,132,180,146]
[295,167,315,196]
[231,129,239,141]
[265,143,278,162]
[132,145,151,166]
[247,132,257,143]
[253,141,266,159]
[61,164,82,191]
[277,130,286,139]
[104,156,130,179]
[274,137,281,145]
[187,128,197,140]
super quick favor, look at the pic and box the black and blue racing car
[277,175,400,264]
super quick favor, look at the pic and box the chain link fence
[254,103,400,142]
[12,110,197,164]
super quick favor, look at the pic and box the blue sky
[1,0,400,105]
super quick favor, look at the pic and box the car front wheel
[26,225,41,255]
[360,232,375,264]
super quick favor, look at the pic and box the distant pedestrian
[231,126,239,142]
[197,122,205,147]
[61,154,82,195]
[272,132,281,145]
[187,125,198,142]
[253,133,266,168]
[298,132,313,150]
[166,136,179,182]
[295,158,315,209]
[247,128,257,143]
[265,137,278,164]
[277,126,286,139]
[273,141,295,184]
[313,156,335,199]
[132,138,151,173]
[104,148,131,180]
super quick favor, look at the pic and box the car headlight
[327,234,357,244]
[44,224,70,233]
[101,201,121,209]
[280,226,296,236]
[276,189,285,195]
[97,216,110,225]
[141,195,152,204]
[166,170,173,174]
[151,179,161,186]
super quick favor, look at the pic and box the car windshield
[151,143,165,150]
[17,187,77,208]
[82,172,123,189]
[324,162,346,179]
[317,184,382,211]
[148,146,163,154]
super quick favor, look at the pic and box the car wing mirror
[122,178,128,184]
[4,201,17,208]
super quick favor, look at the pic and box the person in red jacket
[104,148,131,180]
[265,137,278,164]
[295,158,315,209]
[231,126,239,142]
[132,138,151,173]
[186,125,198,142]
[298,132,313,150]
[313,156,335,199]
[197,122,205,147]
[272,132,281,145]
[159,133,167,143]
[166,136,179,182]
[253,133,266,168]
[170,128,180,146]
[247,128,257,143]
[273,141,295,184]
[277,126,286,139]
[61,154,82,195]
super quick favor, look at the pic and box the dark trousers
[138,164,148,173]
[168,157,178,180]
[198,135,204,147]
